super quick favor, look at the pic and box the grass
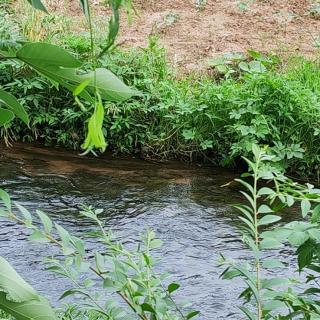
[1,9,320,180]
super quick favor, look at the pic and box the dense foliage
[1,6,320,179]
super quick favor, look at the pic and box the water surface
[0,144,296,319]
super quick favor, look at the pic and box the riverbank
[1,3,320,181]
[2,45,320,181]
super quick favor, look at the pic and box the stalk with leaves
[0,0,137,153]
[0,191,200,320]
[221,144,320,319]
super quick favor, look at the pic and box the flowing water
[0,144,297,319]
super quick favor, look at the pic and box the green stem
[253,155,262,320]
[8,210,149,320]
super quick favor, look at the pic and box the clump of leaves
[0,190,200,320]
[220,144,320,319]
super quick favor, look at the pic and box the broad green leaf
[262,277,291,289]
[55,68,137,102]
[262,258,285,269]
[16,43,137,102]
[17,43,81,69]
[0,89,29,126]
[26,0,48,13]
[257,187,275,196]
[0,257,38,302]
[311,204,320,223]
[288,231,309,246]
[0,292,57,320]
[168,283,180,294]
[296,237,315,269]
[263,300,287,311]
[0,108,14,126]
[258,215,281,226]
[301,199,311,218]
[149,239,163,249]
[260,238,283,249]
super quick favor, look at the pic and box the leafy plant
[0,192,200,320]
[0,0,139,153]
[0,256,57,320]
[220,144,320,319]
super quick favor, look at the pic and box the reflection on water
[0,144,297,319]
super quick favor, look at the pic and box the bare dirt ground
[119,0,320,71]
[31,0,320,71]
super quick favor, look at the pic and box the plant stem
[253,155,262,320]
[8,210,149,320]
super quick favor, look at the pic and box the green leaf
[311,204,320,223]
[0,259,55,320]
[37,210,52,233]
[29,230,50,243]
[263,300,287,311]
[78,0,89,18]
[257,187,275,196]
[17,43,81,69]
[141,303,155,313]
[258,204,273,214]
[288,231,309,247]
[15,203,32,227]
[26,0,48,13]
[0,189,11,211]
[0,257,38,302]
[73,79,90,96]
[262,277,291,289]
[301,199,311,218]
[262,258,285,269]
[258,215,281,226]
[0,108,14,126]
[59,289,91,301]
[260,238,283,249]
[304,287,320,295]
[149,239,163,249]
[0,292,57,320]
[55,223,71,247]
[239,306,255,320]
[0,89,29,126]
[186,311,200,319]
[297,240,315,270]
[168,283,180,294]
[16,43,137,102]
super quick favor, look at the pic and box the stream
[0,144,297,319]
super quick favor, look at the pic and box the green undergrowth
[1,14,320,180]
